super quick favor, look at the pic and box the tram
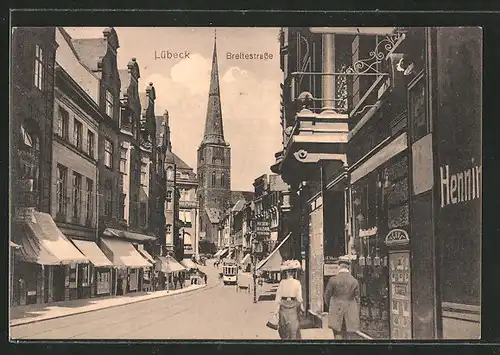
[222,260,238,285]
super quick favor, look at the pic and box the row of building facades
[263,27,481,340]
[10,27,199,306]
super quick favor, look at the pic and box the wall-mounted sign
[14,207,36,223]
[359,227,378,237]
[255,221,270,237]
[385,229,410,247]
[440,164,481,208]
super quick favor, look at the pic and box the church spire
[202,28,226,145]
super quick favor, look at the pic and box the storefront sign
[385,229,410,246]
[14,207,36,222]
[440,164,481,208]
[255,221,270,237]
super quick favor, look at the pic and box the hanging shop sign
[359,227,378,237]
[255,221,271,237]
[385,229,410,247]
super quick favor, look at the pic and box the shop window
[97,270,110,295]
[80,264,90,287]
[34,44,44,90]
[69,264,78,289]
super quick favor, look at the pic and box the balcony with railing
[272,28,408,185]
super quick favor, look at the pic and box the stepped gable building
[197,32,231,245]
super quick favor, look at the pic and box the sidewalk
[251,280,335,340]
[10,283,206,327]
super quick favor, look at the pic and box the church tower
[197,30,231,245]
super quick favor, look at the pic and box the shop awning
[100,237,152,269]
[240,253,251,265]
[227,251,234,259]
[214,248,228,258]
[11,212,89,265]
[180,258,198,269]
[136,244,155,264]
[256,233,291,272]
[103,228,156,243]
[71,239,113,268]
[155,256,186,273]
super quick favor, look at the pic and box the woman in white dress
[274,260,304,340]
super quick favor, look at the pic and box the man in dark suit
[324,256,360,340]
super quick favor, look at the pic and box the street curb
[10,284,207,328]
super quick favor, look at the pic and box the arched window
[167,167,174,180]
[221,172,225,187]
[212,172,216,187]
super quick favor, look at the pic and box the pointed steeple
[202,29,226,145]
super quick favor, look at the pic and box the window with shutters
[221,172,225,187]
[212,172,216,187]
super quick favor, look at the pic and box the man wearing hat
[323,256,360,340]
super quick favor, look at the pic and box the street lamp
[252,237,259,303]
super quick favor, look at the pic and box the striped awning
[256,233,291,272]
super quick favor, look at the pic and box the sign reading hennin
[439,164,481,208]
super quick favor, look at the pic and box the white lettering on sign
[440,164,481,208]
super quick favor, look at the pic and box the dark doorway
[53,265,66,302]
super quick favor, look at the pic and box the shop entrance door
[388,250,412,339]
[53,266,66,302]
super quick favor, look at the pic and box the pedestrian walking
[173,275,178,290]
[204,273,207,285]
[270,260,304,340]
[323,256,360,340]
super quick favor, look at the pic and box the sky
[65,27,283,192]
